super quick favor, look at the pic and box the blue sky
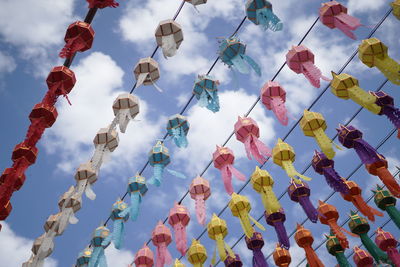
[0,0,399,266]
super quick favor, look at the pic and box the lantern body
[91,226,111,248]
[273,244,291,266]
[353,246,373,267]
[219,37,246,67]
[29,104,58,128]
[75,162,98,184]
[287,180,310,202]
[76,247,92,266]
[189,176,211,200]
[134,245,154,267]
[234,117,260,142]
[213,146,235,169]
[93,127,119,152]
[260,81,286,109]
[300,110,326,137]
[358,38,388,68]
[128,175,148,196]
[112,93,140,119]
[149,141,171,166]
[133,57,160,85]
[46,66,76,96]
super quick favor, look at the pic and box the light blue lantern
[246,0,283,32]
[218,36,261,76]
[88,226,112,267]
[167,114,190,148]
[127,174,148,222]
[193,74,220,113]
[76,247,92,267]
[110,199,129,249]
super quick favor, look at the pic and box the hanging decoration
[152,221,173,267]
[251,167,290,249]
[318,201,357,249]
[168,202,190,256]
[212,145,246,195]
[155,20,183,58]
[375,228,400,266]
[193,74,220,113]
[319,1,363,40]
[148,141,185,187]
[134,244,154,267]
[352,246,374,267]
[86,0,121,9]
[218,36,261,76]
[76,247,92,267]
[112,93,140,133]
[167,114,190,148]
[373,185,400,229]
[127,174,148,222]
[337,124,400,197]
[358,38,400,85]
[294,224,325,267]
[348,211,390,264]
[261,81,288,126]
[207,214,235,263]
[392,0,400,20]
[110,199,129,249]
[245,0,283,32]
[245,232,269,267]
[325,233,352,267]
[187,239,207,267]
[272,244,291,267]
[172,259,185,267]
[330,73,400,137]
[88,226,112,267]
[59,21,95,59]
[133,57,162,92]
[224,253,243,267]
[272,138,312,184]
[286,45,330,88]
[234,116,272,164]
[189,176,211,226]
[300,110,338,159]
[287,179,319,223]
[184,0,207,7]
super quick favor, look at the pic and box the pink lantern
[168,202,190,256]
[213,146,246,195]
[261,81,288,126]
[189,176,211,226]
[286,45,330,88]
[151,222,172,267]
[134,244,154,267]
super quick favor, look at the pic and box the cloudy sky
[0,0,399,266]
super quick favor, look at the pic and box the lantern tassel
[231,55,250,74]
[261,186,281,214]
[387,248,400,266]
[215,234,227,261]
[375,167,400,197]
[302,61,330,88]
[298,196,319,223]
[334,13,362,40]
[173,223,187,256]
[252,248,268,267]
[238,213,254,238]
[349,194,383,221]
[161,35,177,58]
[256,8,283,32]
[244,135,271,164]
[313,128,336,160]
[272,220,290,249]
[303,246,325,267]
[281,161,312,183]
[156,242,173,267]
[113,220,124,249]
[148,164,163,187]
[166,168,186,179]
[242,54,262,76]
[85,182,96,200]
[171,128,188,148]
[327,221,351,249]
[221,164,246,195]
[374,56,400,85]
[194,194,206,226]
[59,38,86,59]
[359,233,389,263]
[386,206,400,229]
[353,139,381,164]
[335,251,352,267]
[270,97,288,126]
[322,168,349,195]
[129,192,141,221]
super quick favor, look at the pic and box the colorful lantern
[46,66,76,104]
[352,246,374,267]
[318,201,357,249]
[155,20,183,58]
[286,45,329,88]
[189,176,211,226]
[234,116,271,164]
[148,141,185,187]
[272,139,312,184]
[212,145,246,195]
[218,36,261,76]
[88,226,112,267]
[228,193,265,238]
[250,167,281,214]
[392,0,400,20]
[86,0,120,8]
[245,0,283,32]
[112,93,140,133]
[261,81,288,126]
[273,244,291,267]
[152,221,173,267]
[288,180,319,223]
[294,224,325,267]
[264,209,290,249]
[348,211,389,264]
[358,38,400,85]
[172,259,185,267]
[187,239,207,267]
[127,174,148,221]
[167,114,190,148]
[369,91,400,138]
[133,58,161,91]
[168,202,190,256]
[375,228,400,266]
[110,199,129,249]
[134,244,154,267]
[59,21,95,59]
[193,74,220,113]
[75,162,98,200]
[224,253,243,267]
[325,233,352,267]
[207,214,234,262]
[337,124,400,197]
[76,247,92,267]
[300,110,337,159]
[245,232,268,267]
[373,185,400,229]
[319,1,362,40]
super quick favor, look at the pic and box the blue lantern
[167,114,190,148]
[127,174,148,221]
[110,199,129,249]
[193,74,220,113]
[219,36,261,76]
[76,247,92,267]
[88,226,112,267]
[246,0,283,32]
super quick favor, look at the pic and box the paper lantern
[76,247,92,267]
[75,162,98,200]
[264,209,290,249]
[187,239,207,267]
[325,233,352,267]
[185,0,207,6]
[112,93,140,133]
[167,114,190,148]
[358,38,400,85]
[234,116,271,164]
[261,81,288,126]
[189,176,211,226]
[369,91,400,138]
[59,21,94,59]
[134,244,154,267]
[29,103,58,128]
[133,58,161,91]
[319,1,362,39]
[272,138,312,184]
[294,224,325,267]
[127,174,148,221]
[373,185,400,229]
[89,226,112,267]
[168,202,190,256]
[31,234,54,259]
[0,168,26,192]
[288,180,319,223]
[172,259,185,267]
[152,222,172,267]
[57,185,81,229]
[392,0,400,20]
[193,74,220,113]
[46,66,76,104]
[246,0,283,32]
[218,36,261,76]
[286,45,329,88]
[87,0,120,9]
[224,253,243,267]
[213,145,246,195]
[207,214,233,262]
[273,244,291,267]
[352,246,374,267]
[245,232,268,267]
[155,20,183,58]
[110,199,129,249]
[375,228,400,266]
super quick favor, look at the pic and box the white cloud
[0,51,17,73]
[104,246,134,266]
[0,223,58,267]
[347,0,386,14]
